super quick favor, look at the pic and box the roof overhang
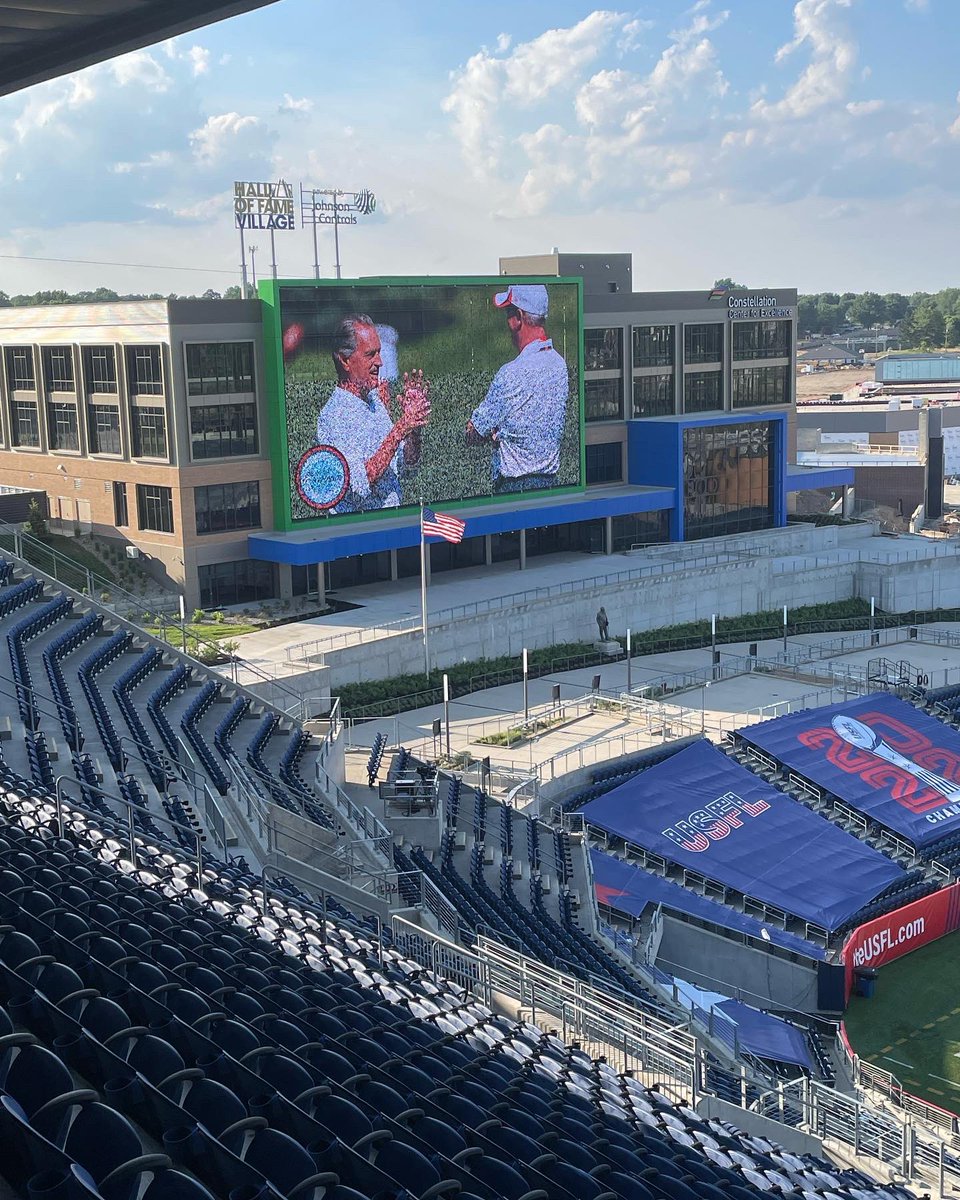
[0,1,280,97]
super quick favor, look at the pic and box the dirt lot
[795,366,868,401]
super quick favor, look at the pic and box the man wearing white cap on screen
[466,283,569,494]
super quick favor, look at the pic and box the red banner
[842,881,960,1001]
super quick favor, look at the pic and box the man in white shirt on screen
[466,283,569,494]
[315,315,429,513]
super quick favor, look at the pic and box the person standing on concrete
[596,606,609,640]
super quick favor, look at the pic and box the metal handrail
[0,530,310,719]
[53,772,203,882]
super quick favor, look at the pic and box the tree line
[715,279,960,350]
[0,285,246,307]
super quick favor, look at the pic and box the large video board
[261,278,583,529]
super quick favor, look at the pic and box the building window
[189,402,258,459]
[43,346,74,391]
[683,323,724,365]
[10,400,40,447]
[584,328,623,371]
[186,342,255,396]
[83,346,117,393]
[632,374,675,418]
[732,365,791,408]
[126,346,164,396]
[113,481,129,527]
[585,379,623,422]
[136,484,174,533]
[633,325,675,368]
[682,421,775,541]
[5,347,35,391]
[195,481,261,534]
[585,442,623,485]
[611,511,669,552]
[198,560,274,608]
[47,402,79,451]
[88,404,121,455]
[131,407,168,459]
[684,371,723,413]
[732,320,792,361]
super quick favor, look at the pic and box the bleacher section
[0,763,917,1200]
[738,692,960,853]
[578,740,905,939]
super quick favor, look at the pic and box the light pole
[249,245,259,290]
[522,648,529,725]
[443,673,451,759]
[626,627,632,694]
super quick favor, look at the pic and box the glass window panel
[186,342,255,396]
[198,559,274,607]
[5,347,35,391]
[195,480,261,534]
[732,320,792,361]
[684,371,723,413]
[131,407,168,459]
[632,373,675,418]
[682,421,775,541]
[88,404,121,455]
[584,328,623,371]
[585,441,623,484]
[585,378,623,422]
[10,399,40,447]
[43,346,74,390]
[136,484,174,533]
[683,323,724,365]
[732,365,791,408]
[47,402,79,451]
[126,346,163,396]
[632,325,675,368]
[113,481,129,527]
[83,346,117,393]
[189,402,258,458]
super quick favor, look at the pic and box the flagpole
[420,501,430,677]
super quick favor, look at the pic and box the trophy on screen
[831,715,960,802]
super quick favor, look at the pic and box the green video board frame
[259,275,586,533]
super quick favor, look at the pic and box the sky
[0,0,957,297]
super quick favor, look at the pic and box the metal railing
[53,773,204,883]
[0,529,313,721]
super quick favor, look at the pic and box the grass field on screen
[844,930,960,1113]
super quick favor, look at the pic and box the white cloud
[187,46,210,77]
[752,0,856,121]
[190,112,261,162]
[279,93,313,115]
[904,0,929,10]
[443,5,729,215]
[0,39,276,230]
[441,10,625,179]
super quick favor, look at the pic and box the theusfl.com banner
[842,881,960,1001]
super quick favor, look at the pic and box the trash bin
[854,967,878,999]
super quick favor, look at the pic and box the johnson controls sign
[728,294,794,321]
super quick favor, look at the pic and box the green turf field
[844,929,960,1112]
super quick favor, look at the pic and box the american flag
[422,507,466,544]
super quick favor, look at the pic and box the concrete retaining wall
[656,914,822,1014]
[289,523,960,687]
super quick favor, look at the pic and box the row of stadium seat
[0,767,917,1200]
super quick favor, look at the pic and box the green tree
[882,293,910,324]
[902,298,946,348]
[798,295,819,334]
[713,277,747,289]
[24,498,48,540]
[946,315,960,347]
[847,292,885,329]
[815,299,845,335]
